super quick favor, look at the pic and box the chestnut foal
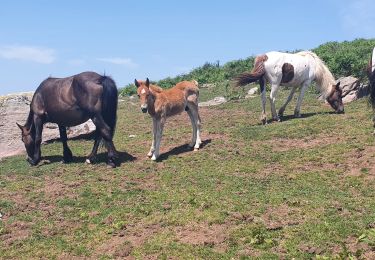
[135,78,202,161]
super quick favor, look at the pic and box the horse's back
[264,51,314,85]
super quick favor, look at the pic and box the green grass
[1,90,374,259]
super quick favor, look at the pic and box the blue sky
[0,0,374,94]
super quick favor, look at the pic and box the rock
[129,134,136,138]
[245,87,259,98]
[198,96,227,107]
[336,76,369,103]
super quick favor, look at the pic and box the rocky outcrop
[199,96,227,107]
[337,76,369,103]
[0,92,96,159]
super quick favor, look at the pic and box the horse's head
[135,78,151,113]
[326,82,344,114]
[16,123,37,165]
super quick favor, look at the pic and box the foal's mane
[297,51,335,98]
[149,84,163,94]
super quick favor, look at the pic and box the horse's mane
[297,51,335,98]
[150,84,163,94]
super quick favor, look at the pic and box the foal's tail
[100,76,118,138]
[233,54,268,87]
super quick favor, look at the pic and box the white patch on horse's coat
[141,89,146,94]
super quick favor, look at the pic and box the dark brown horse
[17,71,118,167]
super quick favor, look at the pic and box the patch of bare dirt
[95,223,162,258]
[258,135,343,152]
[261,204,303,230]
[344,146,375,180]
[1,221,31,247]
[175,223,229,252]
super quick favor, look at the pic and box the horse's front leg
[279,87,297,118]
[294,82,310,118]
[29,116,43,166]
[151,117,165,161]
[147,118,156,157]
[58,125,73,163]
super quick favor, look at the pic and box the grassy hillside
[1,89,374,259]
[119,38,375,97]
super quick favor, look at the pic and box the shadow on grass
[43,131,136,166]
[157,139,212,161]
[42,150,136,167]
[258,111,338,125]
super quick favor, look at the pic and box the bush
[119,83,137,96]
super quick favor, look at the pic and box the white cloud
[97,57,138,68]
[340,0,375,37]
[0,45,56,64]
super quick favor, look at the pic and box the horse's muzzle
[336,108,345,114]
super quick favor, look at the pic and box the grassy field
[0,87,374,259]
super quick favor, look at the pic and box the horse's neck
[25,110,34,129]
[313,60,335,98]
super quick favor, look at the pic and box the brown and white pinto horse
[234,51,344,124]
[135,78,201,161]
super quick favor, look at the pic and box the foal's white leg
[151,117,165,161]
[294,82,310,117]
[269,84,280,121]
[278,87,297,117]
[147,118,157,157]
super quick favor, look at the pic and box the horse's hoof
[147,152,153,158]
[194,148,199,152]
[151,156,158,161]
[107,160,116,168]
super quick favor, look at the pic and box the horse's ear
[146,78,150,87]
[16,122,23,131]
[134,79,140,88]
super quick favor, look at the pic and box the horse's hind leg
[86,130,102,164]
[269,84,280,122]
[186,101,201,150]
[92,114,118,167]
[260,77,267,124]
[59,125,73,163]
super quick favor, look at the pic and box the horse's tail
[233,54,268,87]
[100,76,118,138]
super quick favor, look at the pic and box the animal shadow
[42,150,135,167]
[157,139,211,161]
